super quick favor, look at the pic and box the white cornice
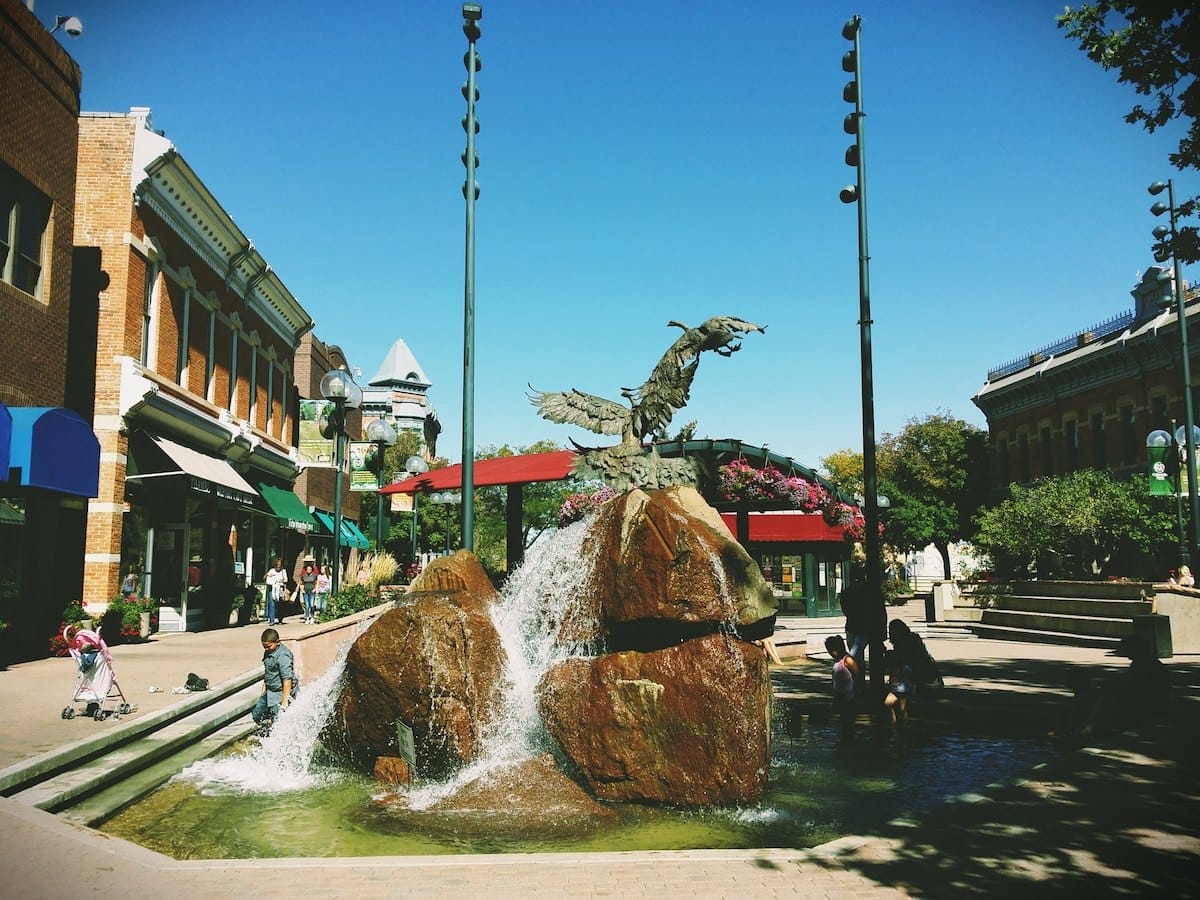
[130,121,314,348]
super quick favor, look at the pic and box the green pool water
[101,716,1052,859]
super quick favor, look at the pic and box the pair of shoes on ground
[304,617,317,624]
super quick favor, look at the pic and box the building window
[1152,395,1169,431]
[1121,405,1137,467]
[1018,433,1031,483]
[997,438,1010,485]
[1091,411,1106,470]
[0,160,51,299]
[228,329,239,413]
[176,287,191,385]
[140,261,158,367]
[249,346,258,427]
[1064,419,1079,473]
[266,362,275,434]
[204,309,216,403]
[1039,425,1053,477]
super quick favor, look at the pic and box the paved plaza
[0,604,1197,899]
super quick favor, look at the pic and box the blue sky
[47,0,1195,469]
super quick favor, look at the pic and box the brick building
[75,107,314,631]
[974,266,1200,495]
[0,0,101,658]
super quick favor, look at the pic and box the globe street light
[365,418,398,553]
[1149,178,1199,556]
[405,454,429,564]
[320,368,362,595]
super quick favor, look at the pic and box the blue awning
[7,407,99,497]
[0,402,11,476]
[313,510,370,549]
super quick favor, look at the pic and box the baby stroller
[61,624,132,721]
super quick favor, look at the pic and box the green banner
[1148,444,1173,496]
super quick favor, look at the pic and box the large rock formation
[564,485,778,651]
[324,552,506,778]
[539,633,771,804]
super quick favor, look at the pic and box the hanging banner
[298,399,336,466]
[1147,442,1173,496]
[348,441,381,492]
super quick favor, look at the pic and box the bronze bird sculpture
[530,316,765,490]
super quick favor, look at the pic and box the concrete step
[965,622,1123,649]
[980,608,1134,638]
[0,667,261,800]
[991,596,1153,618]
[8,681,261,812]
[59,717,257,827]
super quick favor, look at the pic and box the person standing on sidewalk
[299,561,318,624]
[265,557,288,626]
[315,564,332,623]
[252,628,297,734]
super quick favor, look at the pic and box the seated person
[1078,636,1169,741]
[888,619,943,692]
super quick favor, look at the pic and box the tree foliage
[1059,2,1199,261]
[974,469,1174,579]
[876,413,989,577]
[819,448,864,496]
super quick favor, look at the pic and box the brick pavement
[1,604,1198,898]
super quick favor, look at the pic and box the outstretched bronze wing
[529,387,630,437]
[623,316,765,439]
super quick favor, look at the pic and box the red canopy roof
[381,449,577,494]
[719,511,846,543]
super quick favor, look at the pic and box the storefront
[0,403,100,657]
[122,432,261,631]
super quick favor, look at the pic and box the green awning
[0,499,23,526]
[342,519,371,550]
[313,510,370,549]
[258,483,317,532]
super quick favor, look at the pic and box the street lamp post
[1150,178,1199,555]
[365,418,398,553]
[839,15,885,695]
[1148,425,1189,566]
[460,2,482,552]
[405,454,429,564]
[431,491,463,554]
[320,368,362,596]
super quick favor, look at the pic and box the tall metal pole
[375,439,388,552]
[1168,181,1200,556]
[460,4,482,552]
[331,423,345,596]
[1170,419,1189,566]
[841,15,884,696]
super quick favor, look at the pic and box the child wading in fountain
[826,634,859,744]
[252,628,297,737]
[883,649,913,728]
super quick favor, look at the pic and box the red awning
[719,511,846,543]
[382,449,578,495]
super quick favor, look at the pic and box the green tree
[974,470,1174,579]
[469,440,578,578]
[876,413,989,578]
[1059,2,1199,260]
[819,448,864,496]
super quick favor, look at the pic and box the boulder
[370,754,618,840]
[570,486,776,649]
[324,553,506,778]
[373,756,413,786]
[410,549,500,598]
[538,633,771,805]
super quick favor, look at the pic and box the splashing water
[179,630,360,794]
[404,519,599,808]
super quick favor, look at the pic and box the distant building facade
[75,107,313,630]
[360,338,435,442]
[974,268,1200,496]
